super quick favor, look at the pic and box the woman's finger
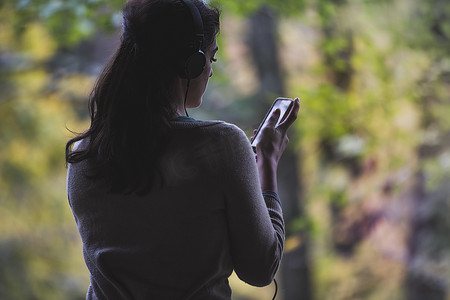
[266,108,281,128]
[278,98,300,132]
[250,129,258,142]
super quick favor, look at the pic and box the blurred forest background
[1,0,449,299]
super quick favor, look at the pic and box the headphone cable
[272,279,278,300]
[184,79,191,117]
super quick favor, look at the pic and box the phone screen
[251,98,293,152]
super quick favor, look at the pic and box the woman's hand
[253,98,300,165]
[251,98,300,193]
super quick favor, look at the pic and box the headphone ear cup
[184,50,206,79]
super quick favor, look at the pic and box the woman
[66,0,300,299]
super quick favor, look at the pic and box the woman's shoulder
[198,120,248,140]
[170,118,251,148]
[204,122,253,155]
[171,118,245,135]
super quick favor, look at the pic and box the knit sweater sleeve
[219,123,285,287]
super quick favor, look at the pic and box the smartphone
[251,97,294,153]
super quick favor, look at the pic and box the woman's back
[68,119,284,299]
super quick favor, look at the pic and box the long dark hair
[66,0,220,194]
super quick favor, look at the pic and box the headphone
[179,0,206,79]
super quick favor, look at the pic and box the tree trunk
[278,150,313,300]
[247,6,312,300]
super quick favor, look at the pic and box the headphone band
[178,0,206,79]
[181,0,204,50]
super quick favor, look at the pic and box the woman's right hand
[253,98,300,166]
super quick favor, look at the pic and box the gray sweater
[67,119,285,300]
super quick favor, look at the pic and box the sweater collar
[172,116,196,122]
